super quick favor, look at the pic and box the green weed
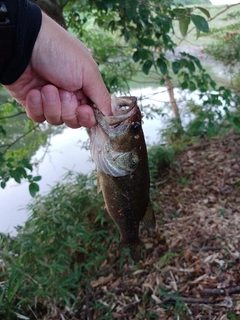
[0,171,116,318]
[227,311,240,320]
[159,287,190,319]
[159,252,178,266]
[148,144,174,181]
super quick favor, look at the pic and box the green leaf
[29,182,39,197]
[157,58,167,75]
[1,181,6,189]
[11,167,27,183]
[159,15,172,33]
[196,26,201,39]
[132,51,140,62]
[181,81,188,89]
[188,61,195,73]
[196,6,211,19]
[172,61,180,74]
[233,116,240,131]
[190,14,209,33]
[142,60,153,75]
[33,175,42,182]
[142,38,155,46]
[139,48,149,60]
[179,16,190,37]
[123,29,130,42]
[172,8,188,18]
[0,125,6,136]
[20,158,33,171]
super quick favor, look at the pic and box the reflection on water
[0,87,199,234]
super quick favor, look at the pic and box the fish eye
[130,121,141,134]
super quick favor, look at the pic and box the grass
[0,87,10,104]
[0,142,175,319]
[0,171,117,319]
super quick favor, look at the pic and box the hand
[3,12,111,128]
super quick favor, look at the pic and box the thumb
[82,61,112,116]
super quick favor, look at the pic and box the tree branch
[162,296,212,305]
[0,111,26,121]
[161,286,240,307]
[1,124,40,154]
[203,286,240,296]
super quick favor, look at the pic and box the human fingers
[41,85,63,125]
[74,90,97,127]
[60,89,97,128]
[76,104,96,128]
[25,89,45,123]
[59,90,79,128]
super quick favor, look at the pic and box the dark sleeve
[0,0,42,85]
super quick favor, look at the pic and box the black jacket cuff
[0,0,42,85]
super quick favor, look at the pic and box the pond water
[0,87,199,234]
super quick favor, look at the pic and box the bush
[148,144,174,181]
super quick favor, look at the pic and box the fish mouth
[92,96,138,126]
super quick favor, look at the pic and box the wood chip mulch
[75,132,240,320]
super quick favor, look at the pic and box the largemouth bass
[89,96,156,261]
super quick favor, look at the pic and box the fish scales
[89,96,156,261]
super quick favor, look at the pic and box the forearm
[0,0,42,85]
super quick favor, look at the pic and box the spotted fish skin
[89,96,156,261]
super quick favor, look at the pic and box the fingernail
[60,91,72,103]
[30,95,41,105]
[43,91,57,103]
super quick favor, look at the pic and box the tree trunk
[164,75,180,120]
[32,0,66,28]
[164,75,184,138]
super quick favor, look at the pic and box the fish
[89,96,156,261]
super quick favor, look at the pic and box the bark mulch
[80,132,240,319]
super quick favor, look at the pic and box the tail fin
[119,240,142,262]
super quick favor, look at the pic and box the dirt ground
[81,131,240,319]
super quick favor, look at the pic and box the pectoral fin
[141,201,156,236]
[96,141,139,177]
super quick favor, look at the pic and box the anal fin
[141,201,156,236]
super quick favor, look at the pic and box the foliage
[205,10,240,93]
[0,171,116,318]
[64,0,212,93]
[0,88,63,195]
[206,34,240,66]
[173,0,211,4]
[0,93,39,193]
[160,86,240,145]
[148,144,174,181]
